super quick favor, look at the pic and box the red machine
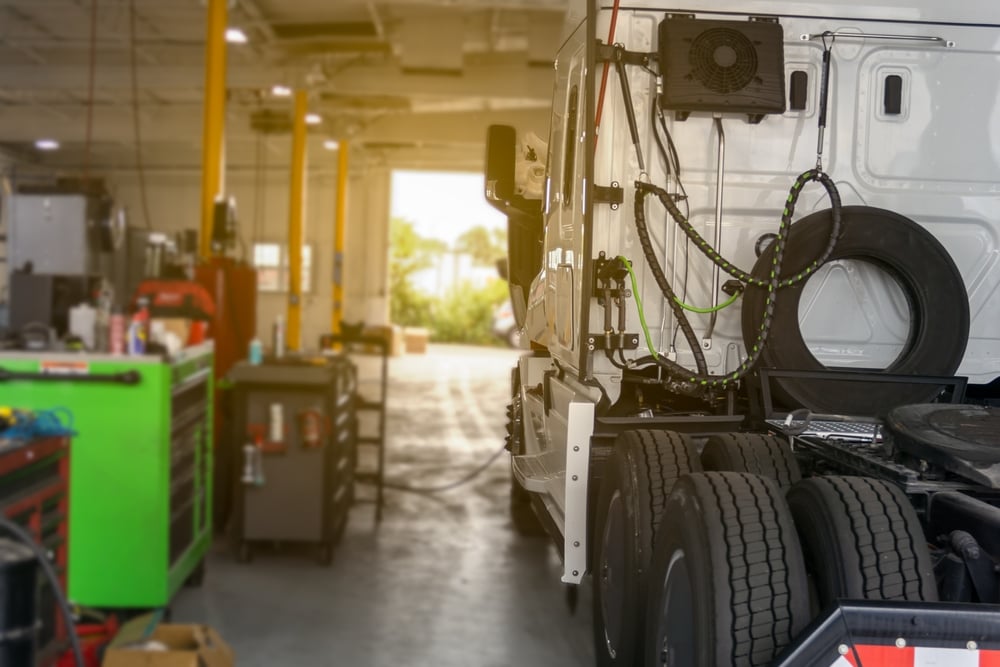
[195,257,257,528]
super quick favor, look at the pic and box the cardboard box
[102,624,233,667]
[403,327,429,354]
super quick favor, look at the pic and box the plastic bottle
[109,309,126,355]
[248,337,263,365]
[127,299,150,356]
[272,315,286,359]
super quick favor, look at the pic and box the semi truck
[484,1,1000,665]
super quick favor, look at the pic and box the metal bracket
[562,401,595,585]
[595,42,655,68]
[586,333,640,351]
[594,182,623,210]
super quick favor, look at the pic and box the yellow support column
[332,140,349,334]
[286,90,308,351]
[198,0,228,260]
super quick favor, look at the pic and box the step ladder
[321,331,389,522]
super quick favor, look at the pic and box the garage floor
[173,344,595,666]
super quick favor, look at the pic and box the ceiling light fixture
[225,27,248,44]
[305,113,322,125]
[35,139,59,151]
[271,85,292,97]
[323,140,340,151]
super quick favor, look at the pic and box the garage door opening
[389,169,513,347]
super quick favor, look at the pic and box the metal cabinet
[229,357,356,565]
[0,344,214,608]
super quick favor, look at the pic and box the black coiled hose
[631,169,843,393]
[632,188,709,374]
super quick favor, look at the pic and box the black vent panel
[659,17,786,116]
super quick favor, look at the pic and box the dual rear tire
[592,429,938,666]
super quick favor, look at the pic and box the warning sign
[40,360,90,376]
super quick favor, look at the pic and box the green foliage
[389,217,510,345]
[389,218,442,327]
[454,225,506,265]
[430,279,510,345]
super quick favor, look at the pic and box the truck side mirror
[484,125,517,212]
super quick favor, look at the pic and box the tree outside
[389,217,510,346]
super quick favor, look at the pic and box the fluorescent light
[323,140,340,151]
[35,139,59,151]
[305,113,322,125]
[271,85,292,97]
[225,27,247,44]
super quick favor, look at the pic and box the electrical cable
[594,0,622,147]
[674,291,740,314]
[128,0,153,230]
[618,255,659,360]
[82,0,99,180]
[0,516,84,667]
[376,442,509,495]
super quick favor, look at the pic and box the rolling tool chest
[0,435,70,667]
[229,355,356,564]
[0,343,214,608]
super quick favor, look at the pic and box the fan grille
[689,28,758,95]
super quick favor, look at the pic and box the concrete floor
[173,344,595,667]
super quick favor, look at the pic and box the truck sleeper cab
[486,1,1000,665]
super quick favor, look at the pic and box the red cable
[594,0,621,149]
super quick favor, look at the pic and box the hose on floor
[370,442,509,495]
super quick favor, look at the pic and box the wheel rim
[654,549,694,667]
[599,491,626,658]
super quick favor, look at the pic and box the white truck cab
[486,3,1000,665]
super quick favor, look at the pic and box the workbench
[0,343,214,608]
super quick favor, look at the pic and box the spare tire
[742,205,969,416]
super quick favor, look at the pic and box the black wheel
[510,476,546,537]
[701,433,801,490]
[506,367,546,537]
[317,543,334,567]
[645,472,811,667]
[184,558,206,587]
[742,205,969,416]
[236,542,253,564]
[593,430,701,667]
[787,476,937,612]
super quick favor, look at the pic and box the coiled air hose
[630,169,843,394]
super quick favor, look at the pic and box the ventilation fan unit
[659,16,786,120]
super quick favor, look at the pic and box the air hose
[630,169,843,393]
[631,190,710,374]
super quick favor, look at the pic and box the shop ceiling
[0,0,567,171]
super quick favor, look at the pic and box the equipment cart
[229,355,356,565]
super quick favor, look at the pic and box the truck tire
[506,369,545,537]
[510,474,546,537]
[786,476,938,612]
[742,205,969,417]
[644,472,810,667]
[592,430,701,667]
[701,433,802,490]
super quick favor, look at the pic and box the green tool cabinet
[0,343,214,608]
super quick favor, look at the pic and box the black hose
[631,170,843,393]
[633,188,710,374]
[377,443,509,495]
[0,516,83,667]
